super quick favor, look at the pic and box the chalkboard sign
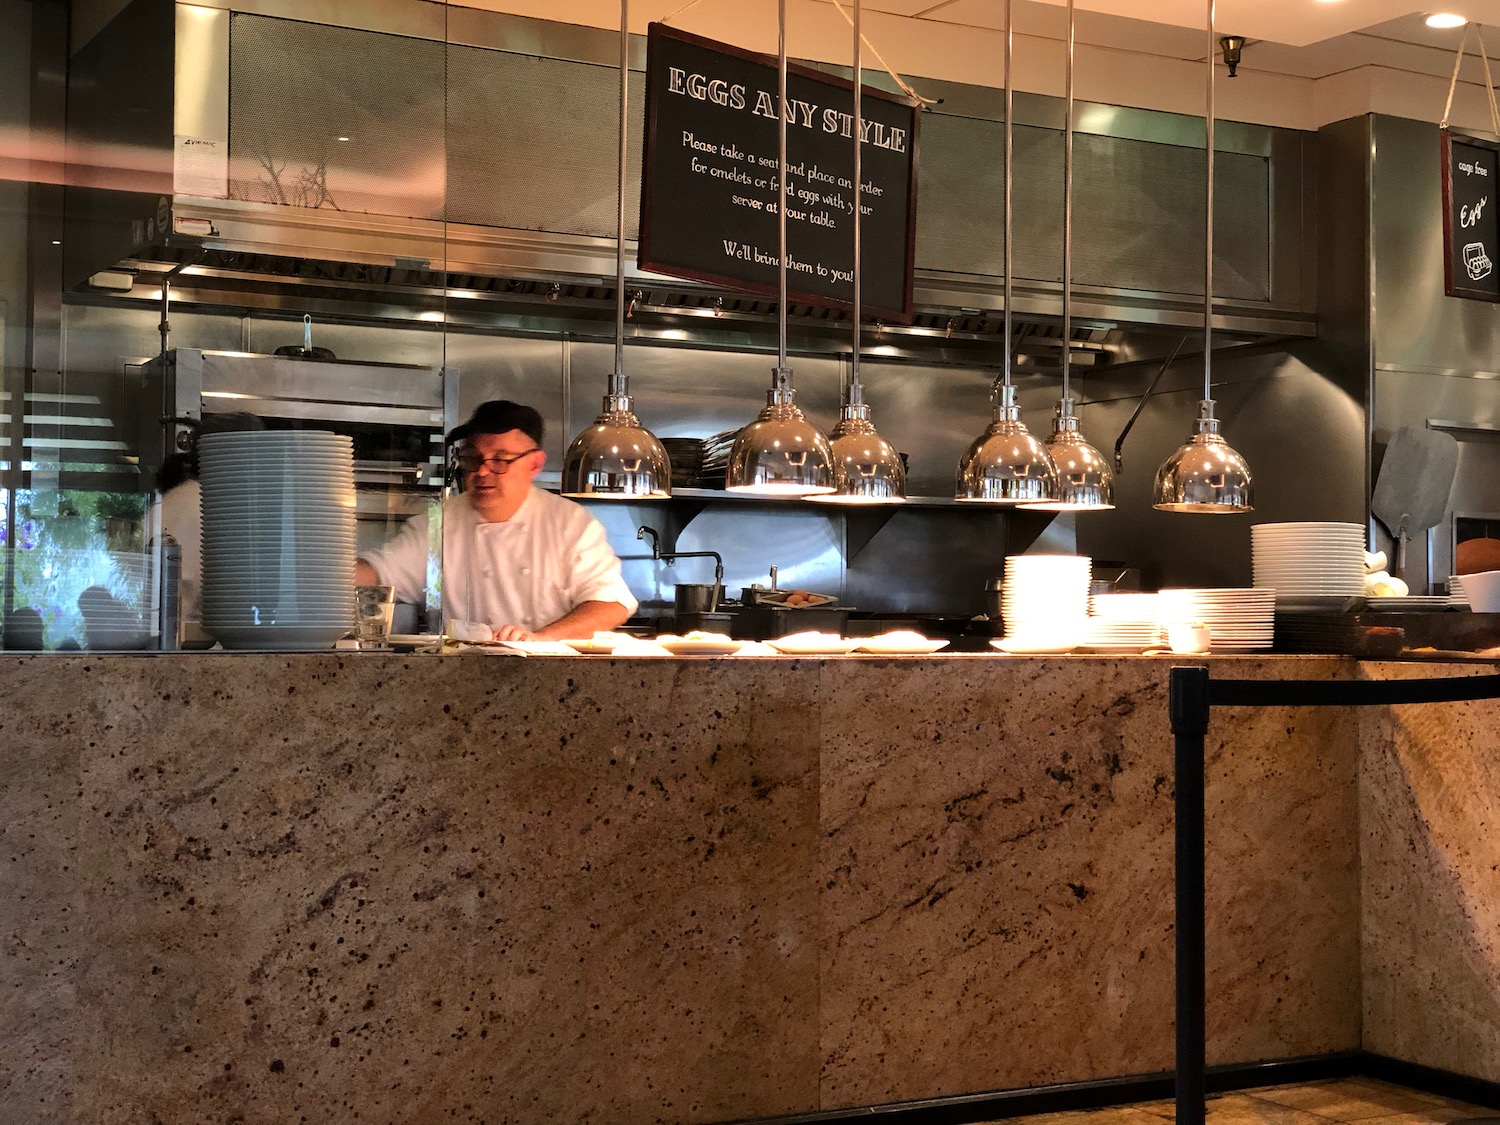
[639,23,919,322]
[1442,128,1500,302]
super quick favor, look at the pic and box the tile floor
[989,1078,1500,1125]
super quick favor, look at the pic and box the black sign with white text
[1442,128,1500,301]
[639,23,919,321]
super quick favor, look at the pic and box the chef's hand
[491,623,539,642]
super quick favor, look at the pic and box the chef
[355,400,636,641]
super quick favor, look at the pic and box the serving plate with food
[766,631,862,655]
[854,630,950,655]
[654,631,746,656]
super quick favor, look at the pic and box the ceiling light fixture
[560,0,672,500]
[1022,0,1114,513]
[1151,0,1253,514]
[725,0,835,497]
[1219,35,1244,78]
[1426,13,1469,29]
[955,0,1058,506]
[809,0,906,507]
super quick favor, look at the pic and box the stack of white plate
[1000,555,1091,647]
[1157,588,1276,651]
[198,431,356,650]
[1449,575,1470,608]
[1251,522,1366,608]
[1084,592,1162,652]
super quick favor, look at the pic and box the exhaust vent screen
[917,115,1271,302]
[445,47,643,237]
[228,15,445,219]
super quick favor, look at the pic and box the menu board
[1441,128,1500,302]
[639,23,919,322]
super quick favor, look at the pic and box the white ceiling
[875,0,1500,49]
[826,0,1500,81]
[437,0,1500,128]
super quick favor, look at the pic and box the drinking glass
[355,585,396,648]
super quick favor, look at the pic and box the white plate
[854,638,951,654]
[200,548,356,558]
[563,639,619,655]
[201,435,351,446]
[654,636,746,656]
[388,633,443,648]
[1251,522,1365,533]
[766,635,862,655]
[203,624,348,650]
[200,461,353,471]
[201,498,353,506]
[991,637,1079,654]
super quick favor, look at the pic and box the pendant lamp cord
[1440,23,1500,135]
[1062,0,1074,405]
[1001,0,1014,397]
[777,0,790,384]
[1204,0,1214,402]
[614,0,629,390]
[851,0,862,396]
[659,0,938,109]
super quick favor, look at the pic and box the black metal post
[1170,665,1210,1125]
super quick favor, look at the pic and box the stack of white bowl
[198,430,356,650]
[1251,522,1366,607]
[1084,592,1162,652]
[1000,555,1092,645]
[1157,588,1276,650]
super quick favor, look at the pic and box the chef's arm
[354,558,380,586]
[493,599,631,642]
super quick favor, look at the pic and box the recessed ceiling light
[1426,12,1469,29]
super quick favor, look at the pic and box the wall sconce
[1219,35,1245,78]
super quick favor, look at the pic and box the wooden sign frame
[639,22,920,323]
[1441,127,1500,302]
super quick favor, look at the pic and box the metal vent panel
[446,47,643,237]
[228,14,446,219]
[917,115,1271,302]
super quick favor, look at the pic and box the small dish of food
[854,631,950,655]
[654,631,746,656]
[766,631,862,655]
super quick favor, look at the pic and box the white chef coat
[360,488,637,633]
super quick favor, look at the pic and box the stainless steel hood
[65,0,1317,369]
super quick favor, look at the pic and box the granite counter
[1,653,1495,1123]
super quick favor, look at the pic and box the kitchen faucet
[630,526,724,587]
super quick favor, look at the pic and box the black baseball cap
[446,400,545,447]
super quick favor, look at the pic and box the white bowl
[1460,569,1500,612]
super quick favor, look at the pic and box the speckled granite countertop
[2,654,1495,1124]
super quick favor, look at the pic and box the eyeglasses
[457,447,540,473]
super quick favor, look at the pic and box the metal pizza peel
[1370,426,1459,580]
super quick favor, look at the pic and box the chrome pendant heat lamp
[561,0,671,500]
[1152,0,1253,513]
[956,0,1058,505]
[726,0,834,496]
[809,0,906,506]
[1023,0,1113,512]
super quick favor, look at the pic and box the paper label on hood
[174,135,227,198]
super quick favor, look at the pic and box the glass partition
[0,0,1344,652]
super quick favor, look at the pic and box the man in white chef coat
[355,400,636,641]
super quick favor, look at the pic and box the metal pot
[675,583,722,615]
